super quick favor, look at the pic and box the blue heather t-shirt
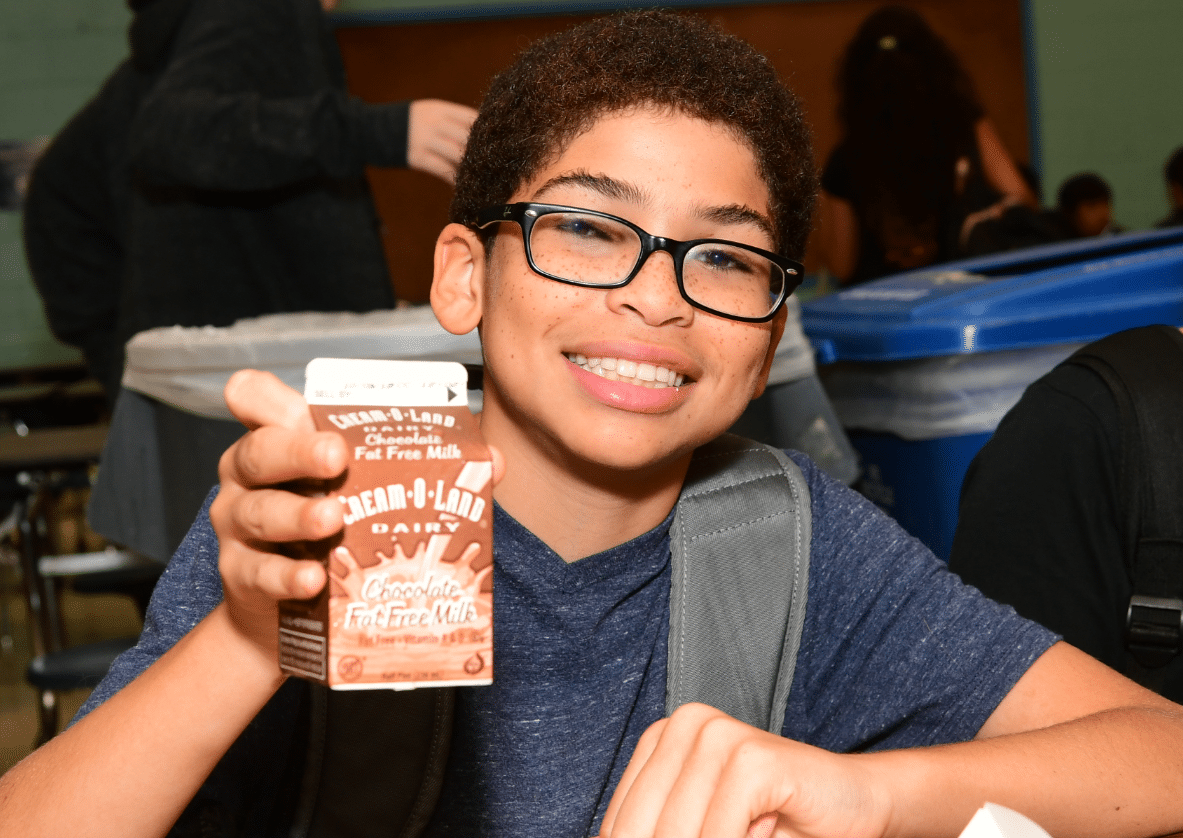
[422,454,1056,837]
[81,451,1057,838]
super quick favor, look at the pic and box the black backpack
[1063,324,1183,689]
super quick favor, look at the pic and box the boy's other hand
[210,370,348,658]
[600,703,891,838]
[407,99,478,185]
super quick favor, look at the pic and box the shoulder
[994,355,1120,453]
[783,449,917,565]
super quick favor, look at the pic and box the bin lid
[802,228,1183,363]
[122,307,484,419]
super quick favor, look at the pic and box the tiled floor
[0,564,142,775]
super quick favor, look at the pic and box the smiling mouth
[565,353,688,388]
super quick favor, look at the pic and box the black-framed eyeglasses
[471,203,802,323]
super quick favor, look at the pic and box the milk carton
[278,358,493,689]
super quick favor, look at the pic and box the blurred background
[3,0,1181,364]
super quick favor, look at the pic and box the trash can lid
[802,228,1183,363]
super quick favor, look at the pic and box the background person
[22,0,476,404]
[1156,145,1183,228]
[1053,172,1123,238]
[818,5,1037,285]
[949,324,1183,702]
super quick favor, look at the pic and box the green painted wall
[1029,0,1183,228]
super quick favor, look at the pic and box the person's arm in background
[958,118,1040,246]
[128,0,474,191]
[975,118,1038,207]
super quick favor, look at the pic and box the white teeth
[566,354,689,389]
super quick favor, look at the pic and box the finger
[700,757,783,838]
[330,544,361,574]
[602,718,666,836]
[224,369,312,432]
[223,544,327,603]
[327,545,361,584]
[412,155,457,185]
[489,445,507,486]
[607,712,724,838]
[225,486,344,545]
[616,705,739,838]
[221,424,348,489]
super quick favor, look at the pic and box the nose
[603,248,694,326]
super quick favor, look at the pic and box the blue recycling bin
[801,227,1183,560]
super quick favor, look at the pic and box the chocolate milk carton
[278,358,493,689]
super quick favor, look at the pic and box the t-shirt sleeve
[948,365,1129,668]
[781,452,1058,752]
[72,488,225,724]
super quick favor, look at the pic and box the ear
[431,223,486,335]
[751,306,788,399]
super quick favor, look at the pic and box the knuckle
[233,435,269,484]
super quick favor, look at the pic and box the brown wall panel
[336,0,1028,302]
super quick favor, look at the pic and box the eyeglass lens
[528,211,784,320]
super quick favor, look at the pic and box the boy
[3,11,1183,838]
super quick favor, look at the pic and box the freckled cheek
[711,328,773,389]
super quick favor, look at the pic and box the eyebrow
[534,171,644,204]
[532,170,776,242]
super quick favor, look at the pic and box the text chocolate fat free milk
[278,358,493,690]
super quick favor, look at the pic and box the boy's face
[435,107,785,482]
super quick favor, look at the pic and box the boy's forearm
[868,704,1183,838]
[0,603,286,838]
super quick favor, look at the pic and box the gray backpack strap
[666,434,811,734]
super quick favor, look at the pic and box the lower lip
[567,360,690,414]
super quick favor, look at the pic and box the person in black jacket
[950,325,1183,702]
[23,0,475,403]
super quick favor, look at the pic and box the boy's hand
[209,370,349,658]
[600,703,892,838]
[209,369,505,663]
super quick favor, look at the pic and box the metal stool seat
[0,420,161,746]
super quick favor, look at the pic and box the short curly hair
[450,10,816,259]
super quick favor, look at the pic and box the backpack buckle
[1126,595,1183,668]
